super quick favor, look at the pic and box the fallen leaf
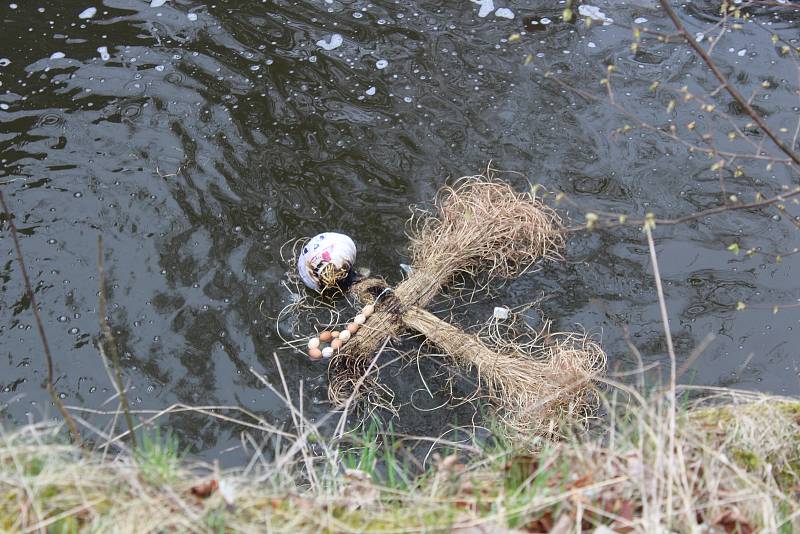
[190,479,218,498]
[713,508,754,534]
[565,472,593,490]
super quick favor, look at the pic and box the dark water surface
[2,0,800,462]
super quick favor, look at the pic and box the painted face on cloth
[296,232,357,292]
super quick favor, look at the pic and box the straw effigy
[326,175,606,433]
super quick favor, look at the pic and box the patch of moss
[731,449,762,471]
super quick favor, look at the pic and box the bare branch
[658,0,800,166]
[0,191,82,445]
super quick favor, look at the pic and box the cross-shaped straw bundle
[327,175,606,435]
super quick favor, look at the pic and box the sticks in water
[97,236,138,450]
[0,191,82,444]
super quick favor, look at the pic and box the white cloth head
[297,232,357,291]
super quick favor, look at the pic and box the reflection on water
[1,0,800,461]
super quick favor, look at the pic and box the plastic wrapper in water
[297,232,357,291]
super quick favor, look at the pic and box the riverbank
[2,388,798,532]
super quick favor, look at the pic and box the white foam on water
[471,0,494,18]
[316,34,343,51]
[376,59,388,69]
[187,13,198,21]
[0,103,9,110]
[78,7,97,19]
[540,17,551,25]
[50,52,66,59]
[150,0,167,7]
[588,42,596,48]
[495,8,514,19]
[633,17,648,24]
[737,49,747,56]
[155,65,165,71]
[578,5,614,24]
[365,86,376,95]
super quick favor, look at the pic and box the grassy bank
[2,388,799,533]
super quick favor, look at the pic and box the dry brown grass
[402,306,605,436]
[2,389,798,533]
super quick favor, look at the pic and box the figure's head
[297,232,357,294]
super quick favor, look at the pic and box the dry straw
[403,306,606,435]
[326,174,605,433]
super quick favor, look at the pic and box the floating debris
[150,0,167,7]
[97,46,110,61]
[493,306,510,320]
[187,13,198,21]
[578,5,614,25]
[375,59,388,69]
[316,34,343,51]
[471,0,494,18]
[634,17,648,24]
[78,7,97,19]
[50,52,66,60]
[365,86,376,96]
[495,8,515,19]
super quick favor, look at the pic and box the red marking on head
[322,250,332,262]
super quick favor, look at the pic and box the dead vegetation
[325,174,603,438]
[2,388,798,533]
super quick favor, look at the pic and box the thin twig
[658,0,800,166]
[644,225,677,526]
[97,235,137,450]
[0,191,82,445]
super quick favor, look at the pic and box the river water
[1,0,799,462]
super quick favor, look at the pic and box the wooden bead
[331,330,341,339]
[331,338,343,350]
[347,323,360,334]
[319,331,333,342]
[354,314,366,325]
[338,330,351,342]
[308,337,320,350]
[322,347,334,359]
[362,304,375,317]
[309,348,322,360]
